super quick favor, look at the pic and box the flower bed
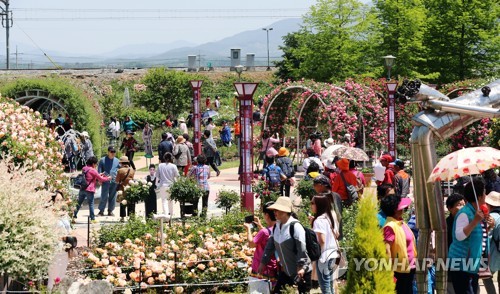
[83,213,254,292]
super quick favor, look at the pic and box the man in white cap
[259,196,312,293]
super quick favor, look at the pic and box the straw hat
[324,138,335,147]
[267,197,293,213]
[178,117,185,123]
[486,191,500,207]
[119,156,129,164]
[80,131,89,137]
[278,147,289,157]
[176,135,186,144]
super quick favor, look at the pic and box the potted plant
[122,179,150,204]
[168,177,204,217]
[215,189,240,214]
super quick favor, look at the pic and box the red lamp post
[234,82,259,213]
[190,80,203,156]
[385,81,398,159]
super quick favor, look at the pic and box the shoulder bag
[340,172,359,205]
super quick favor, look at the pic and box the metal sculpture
[397,79,500,293]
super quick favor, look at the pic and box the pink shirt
[83,166,110,193]
[383,222,416,269]
[313,139,322,156]
[252,227,277,277]
[261,137,280,157]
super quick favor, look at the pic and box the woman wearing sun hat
[173,135,191,174]
[178,117,188,135]
[260,197,312,293]
[276,147,295,197]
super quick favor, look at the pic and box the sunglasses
[109,151,116,153]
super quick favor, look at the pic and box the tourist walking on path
[182,134,194,175]
[484,191,500,293]
[244,201,278,282]
[158,133,174,164]
[120,130,138,170]
[381,195,417,294]
[260,129,280,170]
[313,175,343,240]
[116,156,136,222]
[205,117,216,137]
[97,146,120,216]
[260,197,312,293]
[178,117,188,135]
[79,131,94,160]
[144,164,157,219]
[312,132,322,157]
[376,154,395,186]
[311,194,339,294]
[303,148,323,174]
[276,147,295,197]
[173,135,191,174]
[142,123,154,158]
[203,130,220,176]
[219,120,232,147]
[188,154,210,218]
[73,156,111,222]
[393,159,410,198]
[448,178,494,294]
[155,153,180,217]
[331,158,358,205]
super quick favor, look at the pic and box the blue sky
[9,0,318,54]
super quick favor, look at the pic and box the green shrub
[215,188,240,214]
[0,78,102,157]
[342,193,394,293]
[97,215,158,246]
[294,178,316,200]
[168,177,205,203]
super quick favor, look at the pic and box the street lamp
[234,82,259,213]
[382,55,396,80]
[385,81,398,159]
[262,28,273,71]
[235,65,244,82]
[190,80,203,156]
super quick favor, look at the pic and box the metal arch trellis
[262,84,354,165]
[13,89,68,114]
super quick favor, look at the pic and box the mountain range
[0,18,302,68]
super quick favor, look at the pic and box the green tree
[135,68,204,115]
[275,0,380,82]
[374,0,436,80]
[423,0,499,83]
[342,193,394,293]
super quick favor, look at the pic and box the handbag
[478,267,492,279]
[339,172,359,205]
[116,168,131,202]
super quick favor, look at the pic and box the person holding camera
[260,197,312,293]
[244,202,278,284]
[260,129,280,170]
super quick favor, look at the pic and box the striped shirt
[189,164,210,191]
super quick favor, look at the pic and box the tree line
[275,0,499,84]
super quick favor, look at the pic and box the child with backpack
[261,156,285,192]
[276,147,295,197]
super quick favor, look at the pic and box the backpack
[340,172,359,205]
[266,165,281,186]
[273,221,321,262]
[277,157,294,178]
[74,169,90,190]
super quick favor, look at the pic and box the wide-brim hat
[176,136,186,144]
[397,198,412,211]
[178,117,185,122]
[324,138,335,147]
[267,196,293,213]
[486,191,500,207]
[278,147,289,157]
[81,131,89,137]
[119,156,129,164]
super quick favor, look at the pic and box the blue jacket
[98,156,120,182]
[448,203,484,273]
[220,126,231,143]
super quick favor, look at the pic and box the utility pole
[0,0,12,70]
[262,27,273,71]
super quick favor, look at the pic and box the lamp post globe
[382,55,396,80]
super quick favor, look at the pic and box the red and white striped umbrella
[427,146,500,183]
